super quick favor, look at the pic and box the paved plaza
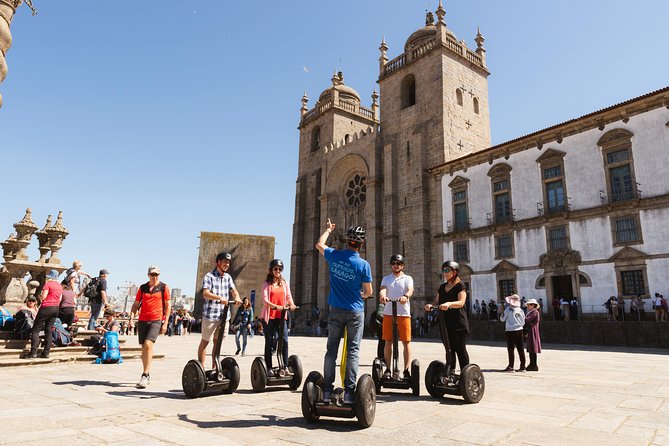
[2,333,668,445]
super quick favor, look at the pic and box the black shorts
[138,320,161,344]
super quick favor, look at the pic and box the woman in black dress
[424,261,470,371]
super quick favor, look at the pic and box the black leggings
[59,307,75,329]
[447,329,470,370]
[506,330,526,368]
[31,305,59,355]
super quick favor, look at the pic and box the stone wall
[469,320,669,349]
[194,232,275,319]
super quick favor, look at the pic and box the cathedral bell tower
[291,71,380,309]
[375,1,492,303]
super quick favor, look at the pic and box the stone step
[0,345,144,358]
[0,337,128,349]
[0,353,164,367]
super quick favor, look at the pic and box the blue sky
[2,1,668,299]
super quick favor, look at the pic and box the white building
[430,87,669,313]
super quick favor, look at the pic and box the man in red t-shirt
[129,266,171,389]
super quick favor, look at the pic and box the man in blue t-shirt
[315,218,373,405]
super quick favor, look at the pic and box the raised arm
[315,218,336,255]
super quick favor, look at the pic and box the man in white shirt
[379,254,414,379]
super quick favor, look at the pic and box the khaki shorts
[382,315,411,342]
[201,319,228,342]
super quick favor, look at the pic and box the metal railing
[487,211,514,225]
[600,184,642,204]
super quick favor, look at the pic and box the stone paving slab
[3,334,668,445]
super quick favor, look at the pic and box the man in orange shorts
[379,254,414,379]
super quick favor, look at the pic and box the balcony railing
[537,198,572,216]
[600,184,642,204]
[486,211,514,225]
[447,219,471,233]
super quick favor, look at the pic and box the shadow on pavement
[376,392,467,406]
[178,413,369,432]
[52,380,126,388]
[107,389,186,400]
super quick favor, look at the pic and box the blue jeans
[87,301,102,330]
[323,307,364,393]
[235,323,250,354]
[264,319,288,369]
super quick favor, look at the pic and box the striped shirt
[202,268,236,321]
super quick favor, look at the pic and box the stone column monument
[0,0,36,108]
[0,208,68,314]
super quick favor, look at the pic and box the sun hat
[505,294,521,308]
[526,298,539,307]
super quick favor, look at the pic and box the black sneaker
[235,348,240,355]
[403,369,411,380]
[504,366,514,372]
[517,366,526,372]
[382,369,391,379]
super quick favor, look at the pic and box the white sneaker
[136,374,150,389]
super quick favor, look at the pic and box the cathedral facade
[290,4,669,316]
[290,4,489,313]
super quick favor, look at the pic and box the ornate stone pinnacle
[379,35,388,53]
[35,215,53,262]
[14,208,38,241]
[46,211,68,265]
[475,26,485,49]
[436,0,446,24]
[426,11,435,26]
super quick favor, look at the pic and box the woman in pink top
[261,259,296,376]
[27,270,63,359]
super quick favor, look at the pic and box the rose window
[346,174,367,207]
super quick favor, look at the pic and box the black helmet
[346,226,366,243]
[442,260,460,274]
[390,254,404,264]
[216,252,232,263]
[269,259,284,270]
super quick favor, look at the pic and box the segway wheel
[410,359,420,396]
[459,364,485,404]
[250,357,267,393]
[182,360,206,398]
[221,357,240,394]
[425,360,447,398]
[371,358,382,393]
[288,355,303,390]
[355,374,376,428]
[301,371,323,423]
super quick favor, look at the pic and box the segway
[424,308,484,403]
[301,328,376,428]
[182,304,240,398]
[250,308,303,392]
[372,300,420,395]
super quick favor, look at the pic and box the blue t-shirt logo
[324,248,372,312]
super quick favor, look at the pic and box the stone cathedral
[290,4,488,313]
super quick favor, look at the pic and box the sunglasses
[390,261,403,266]
[272,267,283,272]
[149,273,160,277]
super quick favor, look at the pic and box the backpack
[84,277,101,301]
[51,318,72,347]
[96,331,123,364]
[13,310,34,340]
[0,307,14,330]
